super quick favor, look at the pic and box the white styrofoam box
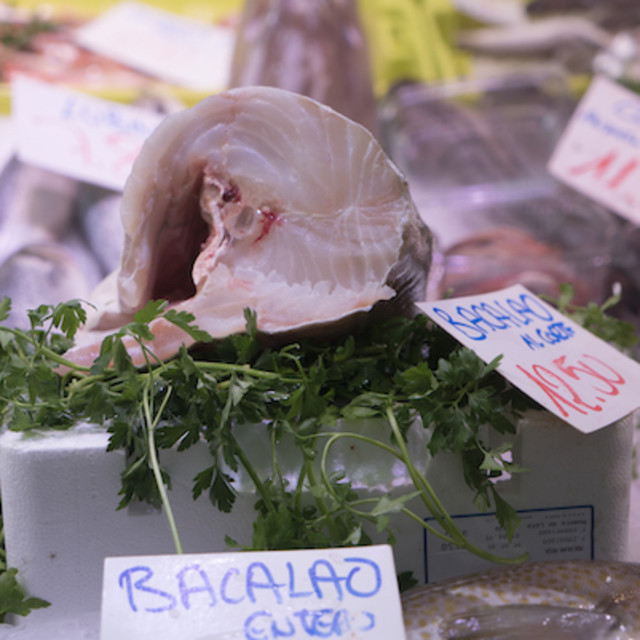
[0,410,634,637]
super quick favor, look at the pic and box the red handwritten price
[568,149,640,210]
[516,353,625,419]
[548,75,640,225]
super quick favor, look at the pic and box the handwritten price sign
[100,546,406,640]
[12,76,163,191]
[418,285,640,433]
[548,74,640,225]
[75,1,234,92]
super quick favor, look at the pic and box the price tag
[100,545,406,640]
[74,1,235,91]
[548,74,640,224]
[12,75,164,191]
[417,284,640,433]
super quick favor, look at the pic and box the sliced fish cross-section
[65,86,433,367]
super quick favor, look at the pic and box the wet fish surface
[402,560,640,639]
[64,86,433,367]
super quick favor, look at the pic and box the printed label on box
[75,1,235,91]
[417,284,640,433]
[548,74,640,224]
[424,506,593,583]
[12,76,163,190]
[100,545,407,640]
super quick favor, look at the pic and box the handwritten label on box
[417,284,640,433]
[12,76,163,191]
[75,1,235,91]
[548,74,640,225]
[100,545,406,640]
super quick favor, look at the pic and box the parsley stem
[305,458,343,542]
[317,412,528,566]
[143,383,183,554]
[228,431,276,515]
[2,325,93,374]
[384,407,528,565]
[384,405,464,535]
[197,361,299,383]
[317,431,463,545]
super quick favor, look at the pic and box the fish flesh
[402,560,640,639]
[64,86,433,367]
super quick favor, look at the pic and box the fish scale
[402,560,640,639]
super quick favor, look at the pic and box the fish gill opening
[149,172,210,304]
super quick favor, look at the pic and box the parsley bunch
[0,297,535,571]
[0,288,635,612]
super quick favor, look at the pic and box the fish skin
[0,242,97,330]
[78,190,124,276]
[64,86,433,368]
[0,158,79,265]
[402,560,640,639]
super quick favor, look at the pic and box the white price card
[100,545,407,640]
[12,75,164,191]
[548,74,640,224]
[417,284,640,433]
[74,1,235,91]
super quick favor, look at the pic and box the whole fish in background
[0,159,105,327]
[0,90,180,328]
[527,0,640,29]
[0,242,97,330]
[229,0,380,136]
[0,157,77,262]
[402,560,640,639]
[74,184,124,277]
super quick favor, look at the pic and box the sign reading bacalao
[548,74,640,225]
[417,284,640,433]
[12,75,163,191]
[100,546,407,640]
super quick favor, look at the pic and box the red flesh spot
[254,209,281,243]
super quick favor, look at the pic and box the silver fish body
[0,158,79,265]
[402,560,640,639]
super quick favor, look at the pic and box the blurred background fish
[0,89,184,329]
